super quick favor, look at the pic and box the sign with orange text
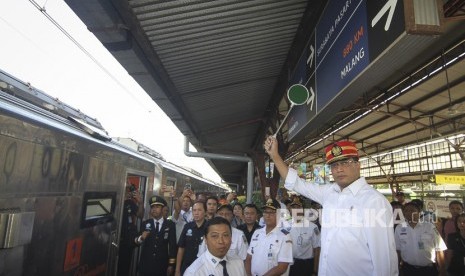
[64,238,82,271]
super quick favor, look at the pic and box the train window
[164,177,177,197]
[80,192,116,228]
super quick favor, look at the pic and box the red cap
[325,141,358,164]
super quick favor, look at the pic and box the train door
[116,174,147,276]
[164,177,177,217]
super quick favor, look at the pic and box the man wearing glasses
[246,198,293,276]
[264,138,398,276]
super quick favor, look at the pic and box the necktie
[219,260,229,276]
[155,221,160,233]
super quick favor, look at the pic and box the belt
[403,262,434,269]
[294,258,313,261]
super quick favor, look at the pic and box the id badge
[297,235,303,246]
[164,232,169,240]
[418,241,424,250]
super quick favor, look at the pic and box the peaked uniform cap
[290,201,303,207]
[262,198,281,210]
[217,204,233,212]
[149,195,167,207]
[325,141,359,164]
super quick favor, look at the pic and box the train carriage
[0,69,227,276]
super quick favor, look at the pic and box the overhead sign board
[433,174,465,185]
[288,0,406,140]
[288,34,317,138]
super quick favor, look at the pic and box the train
[0,68,228,276]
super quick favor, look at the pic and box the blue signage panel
[366,0,405,61]
[288,35,317,139]
[287,0,406,140]
[316,0,369,110]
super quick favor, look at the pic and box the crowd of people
[118,138,465,276]
[119,184,321,276]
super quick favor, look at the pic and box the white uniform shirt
[184,248,246,276]
[172,208,193,242]
[395,221,447,266]
[290,219,321,259]
[247,226,294,276]
[285,168,398,276]
[198,227,248,260]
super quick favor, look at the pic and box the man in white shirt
[246,198,293,276]
[198,204,248,260]
[172,188,194,242]
[395,202,446,276]
[264,138,398,276]
[289,201,320,276]
[184,217,246,276]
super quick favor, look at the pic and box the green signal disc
[287,84,309,105]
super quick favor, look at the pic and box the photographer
[172,185,195,242]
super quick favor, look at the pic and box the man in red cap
[264,137,398,276]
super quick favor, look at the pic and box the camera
[184,183,191,190]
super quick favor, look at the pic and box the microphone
[145,223,152,232]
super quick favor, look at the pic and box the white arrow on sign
[306,86,315,111]
[371,0,398,31]
[306,44,315,69]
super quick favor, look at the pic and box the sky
[0,0,223,183]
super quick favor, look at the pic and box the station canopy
[65,0,465,185]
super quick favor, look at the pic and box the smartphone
[185,183,192,190]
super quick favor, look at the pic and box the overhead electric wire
[28,0,153,111]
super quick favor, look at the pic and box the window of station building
[392,150,405,162]
[358,134,463,180]
[382,164,391,175]
[451,153,462,168]
[421,158,429,171]
[408,147,420,160]
[80,192,116,228]
[381,154,392,165]
[418,146,428,158]
[408,159,422,173]
[367,166,381,177]
[394,161,409,174]
[430,155,451,170]
[429,141,449,156]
